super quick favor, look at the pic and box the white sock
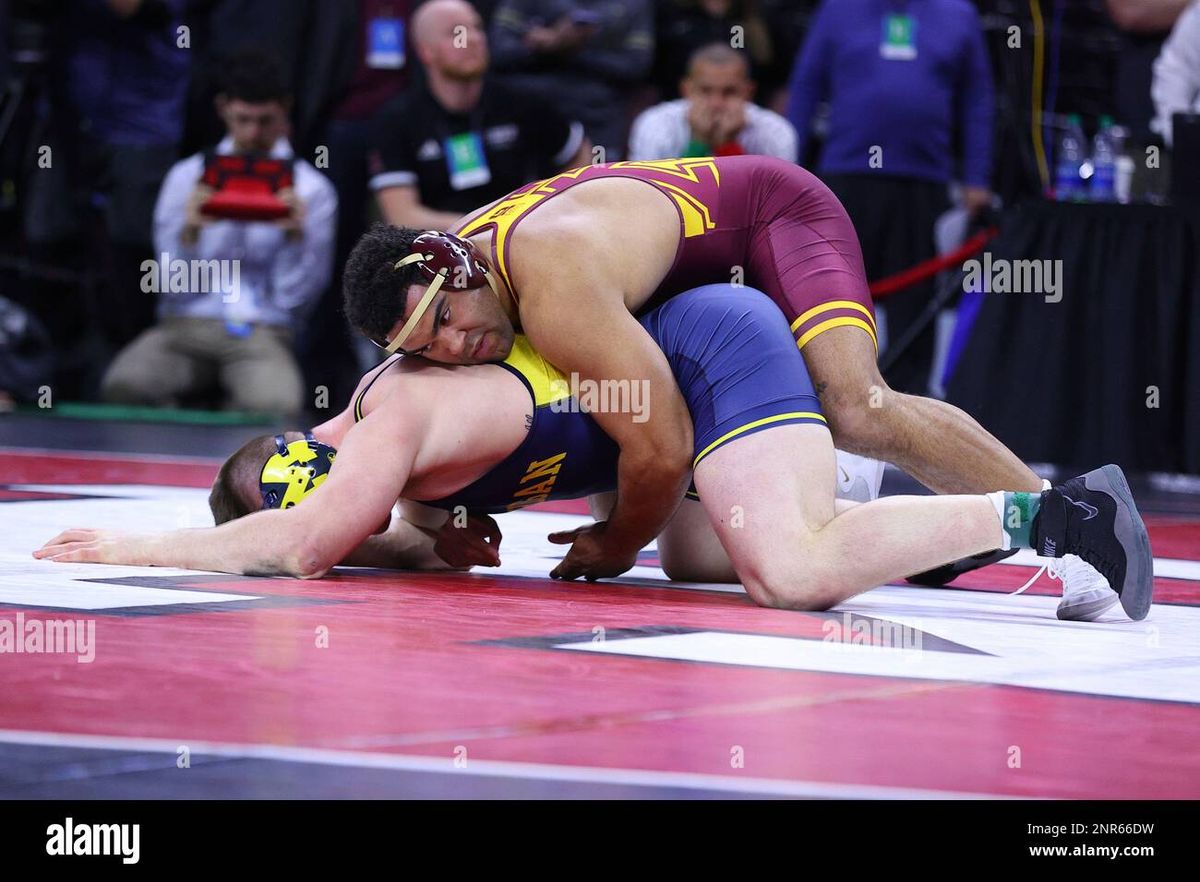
[985,490,1012,551]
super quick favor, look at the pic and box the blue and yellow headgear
[259,432,338,510]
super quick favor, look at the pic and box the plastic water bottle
[1090,115,1117,202]
[1055,114,1086,202]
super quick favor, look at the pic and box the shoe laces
[1010,555,1107,597]
[1010,560,1060,597]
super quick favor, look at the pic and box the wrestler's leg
[693,423,1005,610]
[751,165,1041,495]
[801,324,1042,494]
[594,473,871,584]
[655,495,863,584]
[656,498,739,583]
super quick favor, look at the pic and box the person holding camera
[100,51,336,416]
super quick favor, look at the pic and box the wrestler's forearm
[604,449,691,553]
[339,519,459,571]
[139,531,299,577]
[142,512,321,577]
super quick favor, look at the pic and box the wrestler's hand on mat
[547,521,639,581]
[433,513,503,568]
[33,529,150,566]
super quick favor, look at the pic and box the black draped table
[945,200,1200,475]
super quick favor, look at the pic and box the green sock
[986,490,1042,550]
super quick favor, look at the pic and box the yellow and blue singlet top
[354,284,828,513]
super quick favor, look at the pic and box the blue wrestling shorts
[639,284,828,498]
[422,283,828,514]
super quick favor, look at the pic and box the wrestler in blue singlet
[352,285,827,514]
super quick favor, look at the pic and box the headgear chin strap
[381,230,501,354]
[259,432,338,510]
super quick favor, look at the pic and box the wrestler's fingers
[481,516,502,549]
[40,528,98,549]
[547,526,587,545]
[34,541,99,562]
[442,532,500,564]
[549,559,582,580]
[464,544,500,566]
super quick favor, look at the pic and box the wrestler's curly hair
[343,223,428,345]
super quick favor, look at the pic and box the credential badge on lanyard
[367,17,406,69]
[445,131,492,190]
[880,12,917,61]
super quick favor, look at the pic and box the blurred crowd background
[0,0,1196,424]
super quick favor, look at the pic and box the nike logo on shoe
[1063,495,1099,520]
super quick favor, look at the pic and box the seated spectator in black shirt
[369,0,590,229]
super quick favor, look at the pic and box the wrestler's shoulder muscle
[526,175,675,235]
[384,363,527,467]
[507,180,678,311]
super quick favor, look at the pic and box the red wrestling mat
[3,450,1199,799]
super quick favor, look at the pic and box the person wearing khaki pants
[100,51,336,418]
[102,317,304,414]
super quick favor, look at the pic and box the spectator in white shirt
[101,52,336,416]
[629,43,797,162]
[1152,0,1200,147]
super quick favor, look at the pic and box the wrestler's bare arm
[338,509,456,571]
[317,363,524,571]
[516,221,694,576]
[35,402,424,577]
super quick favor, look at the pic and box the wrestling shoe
[1010,554,1120,621]
[834,450,884,504]
[906,547,1020,587]
[1032,465,1153,621]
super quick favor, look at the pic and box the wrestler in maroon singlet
[456,154,878,352]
